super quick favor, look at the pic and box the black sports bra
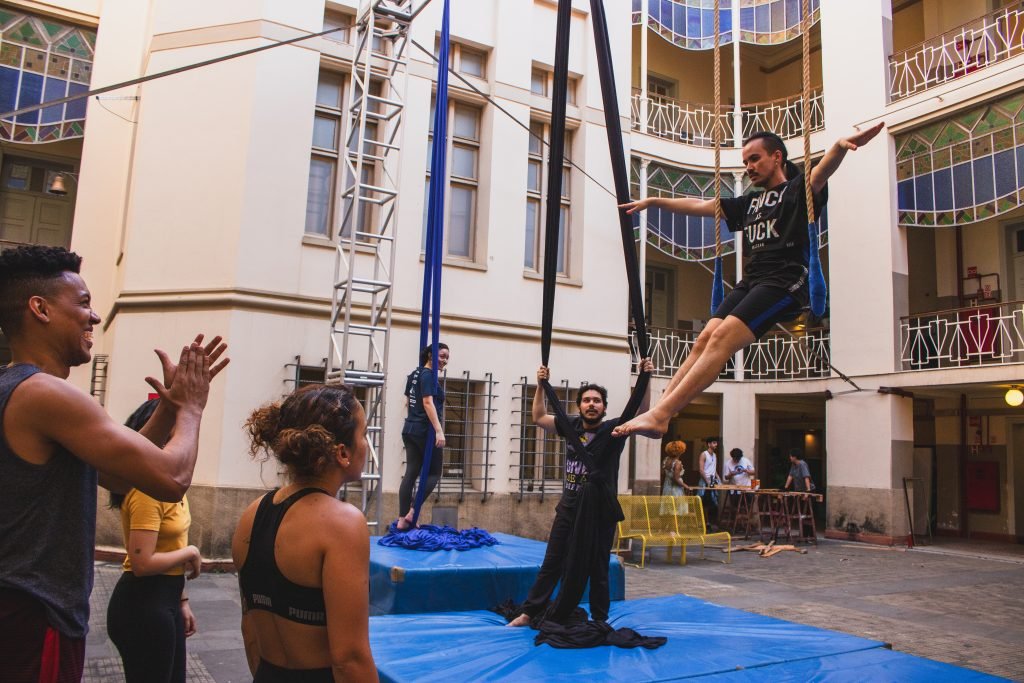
[238,488,329,626]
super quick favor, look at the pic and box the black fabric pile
[492,602,666,651]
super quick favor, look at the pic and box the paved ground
[85,539,1024,682]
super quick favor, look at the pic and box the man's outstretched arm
[619,196,717,217]
[810,122,885,193]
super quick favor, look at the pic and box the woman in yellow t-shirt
[106,399,201,683]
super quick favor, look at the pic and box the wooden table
[714,487,822,544]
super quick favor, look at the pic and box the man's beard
[582,410,606,428]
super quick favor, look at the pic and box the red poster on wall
[966,461,999,513]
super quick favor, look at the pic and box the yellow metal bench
[615,495,731,567]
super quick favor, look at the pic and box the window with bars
[509,379,580,499]
[430,371,498,500]
[424,98,482,259]
[525,120,571,274]
[304,72,381,240]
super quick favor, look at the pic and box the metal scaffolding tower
[327,0,428,530]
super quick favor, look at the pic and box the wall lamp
[1006,386,1023,408]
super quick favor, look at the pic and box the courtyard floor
[84,538,1023,681]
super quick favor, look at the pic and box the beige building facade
[1,0,1022,557]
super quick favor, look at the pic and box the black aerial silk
[529,0,661,649]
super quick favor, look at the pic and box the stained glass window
[633,0,818,49]
[895,92,1024,227]
[0,11,95,143]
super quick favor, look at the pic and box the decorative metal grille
[895,91,1024,228]
[888,4,1024,102]
[629,327,736,380]
[631,0,820,49]
[900,300,1024,371]
[0,9,95,143]
[631,325,830,381]
[631,89,824,147]
[509,379,579,501]
[740,89,824,141]
[431,371,497,502]
[632,90,734,147]
[743,326,830,380]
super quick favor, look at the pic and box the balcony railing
[740,91,824,142]
[900,300,1024,371]
[631,90,733,147]
[631,89,824,146]
[630,325,831,382]
[888,4,1024,102]
[744,326,831,381]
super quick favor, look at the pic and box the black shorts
[712,280,805,338]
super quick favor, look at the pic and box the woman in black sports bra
[232,384,377,682]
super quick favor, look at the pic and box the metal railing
[740,90,824,141]
[631,90,734,147]
[630,327,735,380]
[509,378,579,501]
[743,326,831,381]
[631,89,824,146]
[431,371,497,502]
[900,300,1024,371]
[888,4,1024,101]
[631,324,831,382]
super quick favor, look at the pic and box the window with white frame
[436,40,487,78]
[322,10,352,43]
[305,72,344,237]
[530,67,577,105]
[524,120,571,274]
[305,72,381,240]
[424,98,482,259]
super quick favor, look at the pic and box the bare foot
[611,410,670,438]
[506,613,531,627]
[395,511,414,531]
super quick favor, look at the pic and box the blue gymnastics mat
[369,594,1006,682]
[369,532,624,615]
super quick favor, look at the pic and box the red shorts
[0,588,85,683]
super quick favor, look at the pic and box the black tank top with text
[238,488,330,626]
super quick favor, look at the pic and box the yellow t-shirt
[120,490,191,575]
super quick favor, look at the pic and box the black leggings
[398,432,443,516]
[107,572,186,683]
[520,502,616,623]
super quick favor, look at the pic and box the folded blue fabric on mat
[378,523,500,551]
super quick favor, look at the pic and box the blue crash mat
[370,594,1005,682]
[369,532,624,615]
[699,648,1007,682]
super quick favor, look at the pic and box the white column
[819,0,903,376]
[639,0,649,135]
[819,0,913,542]
[731,0,743,147]
[732,171,745,380]
[639,158,649,301]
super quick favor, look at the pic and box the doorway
[0,154,75,250]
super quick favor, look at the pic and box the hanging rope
[710,0,725,315]
[802,0,827,318]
